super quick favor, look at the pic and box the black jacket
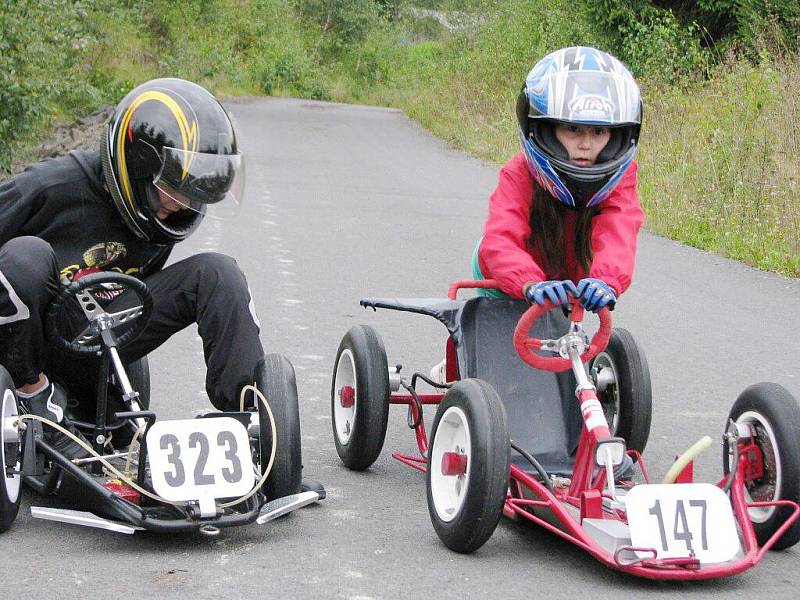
[0,150,170,281]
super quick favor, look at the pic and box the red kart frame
[382,280,800,580]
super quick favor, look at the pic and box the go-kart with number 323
[0,272,322,536]
[330,279,800,579]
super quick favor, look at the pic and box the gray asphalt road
[2,97,798,599]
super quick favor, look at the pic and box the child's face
[554,124,611,166]
[154,185,192,220]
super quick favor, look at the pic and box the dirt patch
[9,106,113,176]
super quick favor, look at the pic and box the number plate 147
[625,483,741,564]
[147,418,255,502]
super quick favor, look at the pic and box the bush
[293,0,384,56]
[619,11,709,85]
[656,1,800,54]
[0,0,102,171]
[587,0,709,85]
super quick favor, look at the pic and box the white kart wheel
[736,410,781,524]
[724,382,800,550]
[330,325,390,471]
[426,379,509,554]
[429,406,471,522]
[333,349,357,446]
[0,366,22,532]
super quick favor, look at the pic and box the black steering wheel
[46,272,153,356]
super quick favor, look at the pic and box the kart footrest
[30,506,144,534]
[256,491,320,524]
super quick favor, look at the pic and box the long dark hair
[527,183,597,278]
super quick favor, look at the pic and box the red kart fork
[566,337,616,496]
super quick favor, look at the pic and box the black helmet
[101,78,244,244]
[516,47,642,208]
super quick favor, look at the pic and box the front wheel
[426,379,509,553]
[257,354,302,500]
[590,328,652,455]
[724,382,800,550]
[0,366,23,532]
[331,325,390,471]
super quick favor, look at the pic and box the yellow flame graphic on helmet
[115,90,199,212]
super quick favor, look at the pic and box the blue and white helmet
[516,46,642,208]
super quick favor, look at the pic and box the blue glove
[523,280,578,307]
[576,278,617,312]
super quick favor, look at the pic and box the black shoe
[301,478,326,500]
[20,382,91,460]
[613,453,635,482]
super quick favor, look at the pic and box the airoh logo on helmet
[568,96,615,120]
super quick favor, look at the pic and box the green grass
[1,0,797,277]
[637,58,799,276]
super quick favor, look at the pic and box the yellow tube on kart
[661,435,713,484]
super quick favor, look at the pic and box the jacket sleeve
[478,155,547,299]
[0,175,39,247]
[141,246,172,277]
[588,161,644,296]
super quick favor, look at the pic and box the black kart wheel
[331,325,390,471]
[0,366,23,532]
[426,379,510,554]
[590,328,652,455]
[258,353,302,500]
[723,382,800,550]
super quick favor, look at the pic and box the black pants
[0,236,264,411]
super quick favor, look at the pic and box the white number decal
[648,498,709,553]
[147,418,253,502]
[626,484,740,564]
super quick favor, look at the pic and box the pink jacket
[478,152,644,299]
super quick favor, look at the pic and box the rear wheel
[426,379,509,553]
[258,354,302,500]
[723,382,800,550]
[590,328,652,455]
[0,366,22,532]
[331,325,390,471]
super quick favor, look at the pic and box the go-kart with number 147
[330,279,800,580]
[1,272,322,536]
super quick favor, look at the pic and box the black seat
[360,295,582,475]
[456,297,581,475]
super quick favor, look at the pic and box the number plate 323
[147,418,255,502]
[625,483,741,564]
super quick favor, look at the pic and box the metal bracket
[256,491,320,524]
[30,506,144,534]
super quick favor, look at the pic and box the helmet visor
[154,147,245,210]
[527,71,641,126]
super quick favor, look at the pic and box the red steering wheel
[513,299,612,372]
